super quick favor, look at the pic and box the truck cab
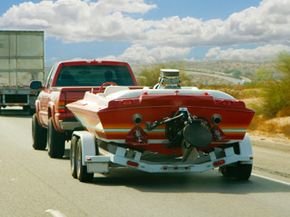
[31,59,137,158]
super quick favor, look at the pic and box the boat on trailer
[67,69,255,182]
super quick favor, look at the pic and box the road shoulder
[250,133,290,183]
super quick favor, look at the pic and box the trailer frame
[70,130,253,182]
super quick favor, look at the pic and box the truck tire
[70,135,78,178]
[32,114,47,150]
[76,139,94,182]
[23,105,30,112]
[47,118,65,158]
[220,162,252,180]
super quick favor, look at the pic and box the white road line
[10,178,17,182]
[45,209,67,217]
[253,173,290,186]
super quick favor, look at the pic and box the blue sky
[45,0,261,62]
[143,0,261,20]
[0,0,290,65]
[0,0,261,19]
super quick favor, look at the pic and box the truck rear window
[55,65,134,86]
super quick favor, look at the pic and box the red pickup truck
[30,60,137,158]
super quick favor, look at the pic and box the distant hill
[132,60,277,85]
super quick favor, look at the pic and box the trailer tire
[220,162,252,180]
[76,139,94,182]
[70,135,78,178]
[47,118,65,158]
[32,114,47,150]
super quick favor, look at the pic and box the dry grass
[277,106,290,117]
[208,85,290,139]
[232,86,290,139]
[242,97,263,110]
[281,125,290,139]
[238,88,263,99]
[249,115,290,139]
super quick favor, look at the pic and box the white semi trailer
[0,30,44,113]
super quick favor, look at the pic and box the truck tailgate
[58,87,100,119]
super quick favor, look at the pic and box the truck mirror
[30,80,43,90]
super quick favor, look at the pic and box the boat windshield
[55,65,135,86]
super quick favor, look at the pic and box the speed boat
[67,69,255,160]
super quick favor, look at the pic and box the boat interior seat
[103,86,130,97]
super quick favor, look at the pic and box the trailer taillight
[127,161,139,168]
[58,90,67,113]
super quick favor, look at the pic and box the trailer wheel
[220,162,252,180]
[70,135,78,178]
[47,118,65,158]
[32,114,47,150]
[76,139,94,182]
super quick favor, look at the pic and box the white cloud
[1,0,290,45]
[1,0,290,62]
[0,0,156,42]
[104,44,191,64]
[205,44,290,61]
[142,0,290,47]
[95,0,157,14]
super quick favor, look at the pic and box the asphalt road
[1,110,290,217]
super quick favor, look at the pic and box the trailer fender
[238,133,253,164]
[72,131,96,166]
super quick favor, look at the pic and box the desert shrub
[219,87,243,98]
[262,52,290,118]
[240,88,263,99]
[254,67,273,82]
[262,79,290,117]
[137,66,160,86]
[276,51,290,77]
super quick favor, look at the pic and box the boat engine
[153,69,181,89]
[146,108,213,161]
